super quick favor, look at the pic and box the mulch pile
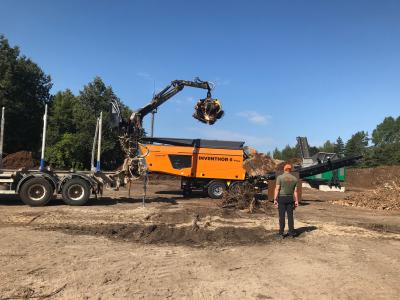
[2,151,38,169]
[332,177,400,210]
[243,148,276,177]
[345,166,400,189]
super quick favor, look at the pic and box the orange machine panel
[140,144,246,180]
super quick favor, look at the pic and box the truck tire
[229,181,244,194]
[19,177,54,206]
[62,178,90,206]
[207,180,226,199]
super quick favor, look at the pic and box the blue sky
[1,0,399,152]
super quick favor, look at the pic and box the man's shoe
[275,233,285,239]
[288,231,297,238]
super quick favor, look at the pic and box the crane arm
[110,77,223,179]
[134,78,213,120]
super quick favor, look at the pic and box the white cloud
[189,128,275,148]
[236,111,270,125]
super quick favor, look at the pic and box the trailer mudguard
[58,174,98,193]
[16,172,58,193]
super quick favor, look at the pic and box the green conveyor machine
[296,137,346,188]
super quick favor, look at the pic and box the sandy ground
[0,180,399,299]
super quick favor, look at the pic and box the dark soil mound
[3,151,38,169]
[345,166,400,189]
[40,223,275,246]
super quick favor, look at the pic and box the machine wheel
[207,180,226,199]
[229,181,244,194]
[62,178,90,206]
[19,177,54,207]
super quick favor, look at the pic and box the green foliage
[319,140,335,153]
[372,116,400,145]
[281,144,300,161]
[272,144,299,161]
[362,117,400,167]
[272,147,282,160]
[345,131,369,157]
[334,136,345,157]
[0,35,52,153]
[46,77,130,170]
[45,133,85,169]
[47,90,77,145]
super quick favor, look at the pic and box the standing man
[274,164,299,238]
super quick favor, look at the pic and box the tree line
[0,35,130,170]
[1,34,399,169]
[272,121,400,167]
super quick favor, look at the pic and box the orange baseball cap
[284,164,292,171]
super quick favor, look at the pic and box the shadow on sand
[0,195,179,206]
[294,225,318,237]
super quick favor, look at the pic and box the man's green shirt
[276,173,298,196]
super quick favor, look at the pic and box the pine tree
[272,147,282,160]
[334,136,345,157]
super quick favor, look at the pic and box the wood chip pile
[332,177,400,210]
[243,149,276,177]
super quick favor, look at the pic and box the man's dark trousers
[278,195,294,235]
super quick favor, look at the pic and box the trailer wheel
[19,177,54,206]
[62,178,90,206]
[207,180,226,199]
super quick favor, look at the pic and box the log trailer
[0,107,121,206]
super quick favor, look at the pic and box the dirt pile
[332,177,400,210]
[193,98,224,125]
[41,223,275,246]
[346,166,400,189]
[2,151,38,169]
[243,150,276,177]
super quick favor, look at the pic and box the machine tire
[229,181,244,194]
[62,178,90,206]
[19,177,54,206]
[207,180,226,199]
